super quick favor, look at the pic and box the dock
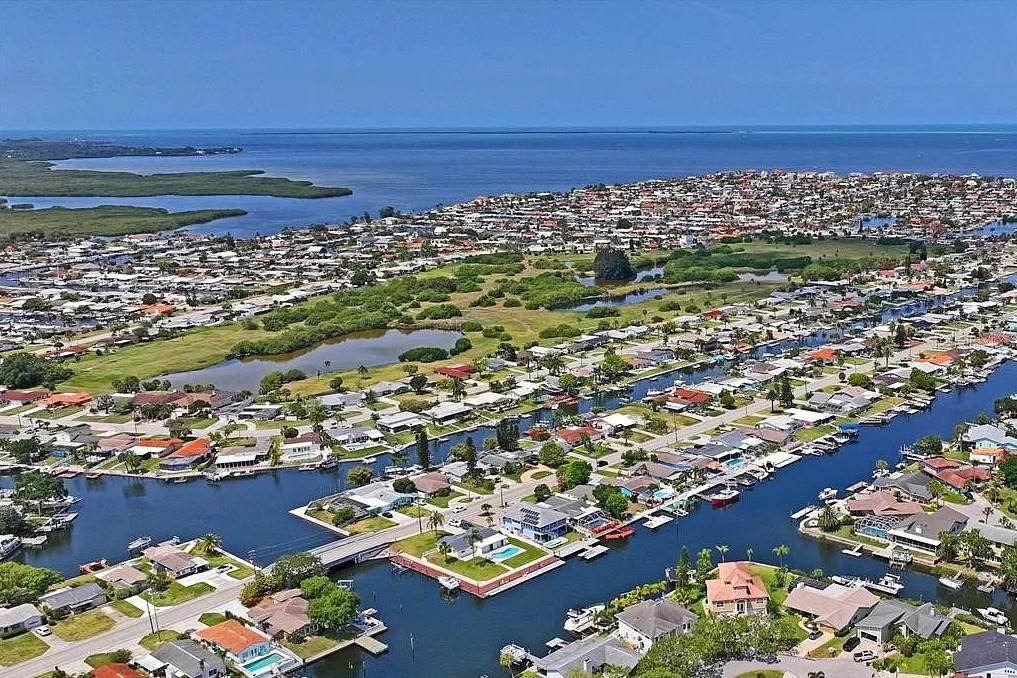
[643,514,673,529]
[354,635,389,655]
[580,545,609,560]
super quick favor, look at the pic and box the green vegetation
[52,609,116,641]
[141,580,214,607]
[390,531,448,557]
[0,205,247,238]
[0,159,351,198]
[344,515,398,534]
[0,632,48,666]
[140,630,185,651]
[85,650,133,668]
[199,612,228,626]
[110,598,144,618]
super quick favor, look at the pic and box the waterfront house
[438,526,507,560]
[327,426,384,450]
[423,401,472,425]
[143,544,208,579]
[96,564,148,595]
[845,491,923,518]
[39,583,107,615]
[952,630,1017,677]
[345,482,414,515]
[195,619,277,665]
[377,410,426,432]
[500,503,569,543]
[410,472,451,496]
[783,582,879,633]
[0,603,43,635]
[279,432,324,462]
[704,562,769,617]
[854,599,951,644]
[614,599,697,652]
[131,437,183,459]
[970,446,1006,466]
[873,471,934,503]
[531,632,642,678]
[807,389,875,415]
[250,589,316,639]
[887,507,967,553]
[160,437,213,471]
[141,638,226,678]
[963,423,1017,452]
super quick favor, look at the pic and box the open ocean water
[6,126,1017,235]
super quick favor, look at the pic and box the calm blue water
[9,127,1017,235]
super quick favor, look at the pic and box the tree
[0,507,27,536]
[694,548,713,586]
[718,390,736,409]
[558,374,582,397]
[593,248,635,280]
[14,471,65,502]
[556,460,591,490]
[299,575,335,601]
[817,506,840,532]
[145,569,171,593]
[328,376,344,392]
[715,544,729,562]
[197,533,222,555]
[538,442,567,468]
[998,544,1017,591]
[914,434,944,457]
[778,374,794,408]
[10,438,43,464]
[674,546,691,592]
[772,544,790,568]
[0,352,72,389]
[392,477,416,494]
[347,465,373,487]
[307,586,360,630]
[409,374,428,393]
[427,511,444,535]
[766,386,779,412]
[936,531,961,563]
[533,483,552,502]
[415,427,431,469]
[270,553,325,590]
[449,377,467,401]
[0,561,62,604]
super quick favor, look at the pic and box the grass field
[142,581,214,607]
[139,630,185,651]
[110,598,144,618]
[0,205,249,237]
[0,159,351,198]
[345,515,398,534]
[0,632,48,666]
[389,531,448,557]
[52,610,116,641]
[199,612,228,626]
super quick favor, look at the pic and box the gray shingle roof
[615,599,697,639]
[954,631,1017,673]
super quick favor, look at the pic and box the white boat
[21,536,46,547]
[863,573,904,596]
[938,576,963,590]
[0,535,20,559]
[127,536,152,552]
[818,488,837,501]
[842,544,863,557]
[978,607,1009,626]
[438,576,460,591]
[564,604,605,634]
[643,515,673,529]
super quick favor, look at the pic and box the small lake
[737,270,789,282]
[166,328,462,392]
[564,287,671,313]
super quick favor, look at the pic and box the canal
[9,360,1017,678]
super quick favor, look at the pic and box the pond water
[165,328,462,392]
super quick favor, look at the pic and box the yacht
[818,488,837,501]
[438,576,460,591]
[863,573,904,596]
[127,536,152,553]
[0,534,21,560]
[564,605,605,634]
[705,488,740,507]
[978,607,1009,626]
[937,576,963,590]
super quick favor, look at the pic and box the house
[783,582,880,632]
[887,507,967,553]
[873,471,934,502]
[704,561,769,617]
[500,503,569,543]
[0,390,45,405]
[143,544,208,579]
[93,664,144,678]
[377,410,425,432]
[327,427,384,450]
[952,630,1017,677]
[963,424,1017,452]
[279,432,324,462]
[196,619,277,665]
[0,603,43,635]
[423,401,472,425]
[39,583,107,615]
[95,563,148,594]
[160,437,213,471]
[434,365,475,380]
[239,403,284,420]
[411,472,451,496]
[37,391,91,408]
[250,589,316,639]
[438,526,508,560]
[845,491,924,518]
[344,483,414,515]
[131,437,183,459]
[614,599,697,652]
[855,599,951,644]
[971,446,1006,466]
[142,639,226,678]
[531,632,642,678]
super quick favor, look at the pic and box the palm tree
[438,541,452,563]
[481,503,493,516]
[450,377,467,401]
[773,544,790,568]
[540,354,565,376]
[716,544,729,562]
[427,511,444,535]
[746,547,754,563]
[145,569,171,594]
[766,386,779,412]
[983,505,994,523]
[197,533,222,555]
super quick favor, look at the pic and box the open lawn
[191,548,255,580]
[501,537,548,569]
[142,581,215,607]
[59,325,271,392]
[199,612,228,626]
[345,515,398,535]
[0,632,48,666]
[281,627,358,660]
[53,610,116,641]
[426,490,464,508]
[390,531,448,557]
[795,424,838,442]
[746,563,789,606]
[110,598,144,618]
[426,553,508,581]
[396,505,434,519]
[32,406,83,419]
[140,630,185,651]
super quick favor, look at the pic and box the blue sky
[3,0,1016,130]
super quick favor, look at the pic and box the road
[12,577,245,677]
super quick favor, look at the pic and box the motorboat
[603,527,635,540]
[938,576,963,590]
[0,535,21,559]
[863,573,903,596]
[705,488,740,508]
[438,576,460,591]
[978,607,1009,626]
[564,604,605,634]
[818,487,837,501]
[79,558,108,574]
[127,536,152,553]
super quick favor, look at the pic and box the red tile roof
[196,619,269,655]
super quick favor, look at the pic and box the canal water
[9,361,1017,678]
[164,328,462,393]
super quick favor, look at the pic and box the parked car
[843,636,861,652]
[808,629,823,640]
[33,625,51,637]
[216,564,233,574]
[853,650,877,663]
[447,518,463,528]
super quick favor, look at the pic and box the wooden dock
[355,635,389,655]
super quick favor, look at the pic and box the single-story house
[143,639,227,678]
[531,632,642,678]
[784,582,879,632]
[196,619,278,665]
[250,589,316,639]
[377,410,426,432]
[855,599,951,644]
[952,630,1017,677]
[411,472,451,496]
[143,544,208,579]
[95,563,148,594]
[438,526,507,561]
[160,437,213,471]
[39,583,107,615]
[422,401,472,425]
[0,603,43,635]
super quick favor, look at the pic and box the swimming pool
[242,651,289,675]
[487,544,524,563]
[652,488,675,500]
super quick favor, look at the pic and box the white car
[447,518,463,528]
[33,625,51,637]
[451,505,466,514]
[216,564,234,574]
